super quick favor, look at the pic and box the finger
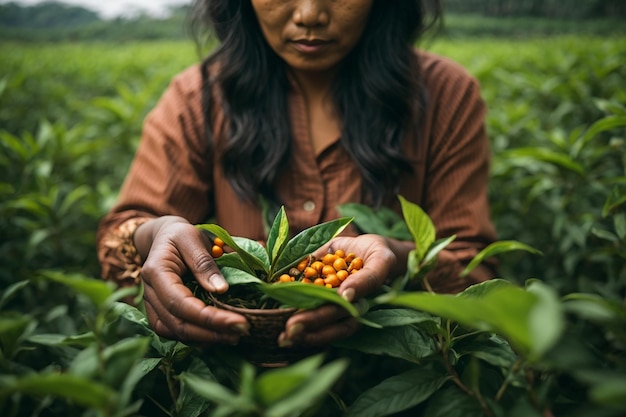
[286,304,351,334]
[280,317,361,347]
[144,298,242,345]
[143,277,249,334]
[171,228,228,294]
[337,266,387,302]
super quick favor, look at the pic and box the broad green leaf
[422,235,457,266]
[232,236,269,268]
[335,325,437,363]
[460,241,542,277]
[180,372,256,413]
[384,280,564,360]
[500,147,584,175]
[361,308,439,328]
[118,358,161,411]
[346,368,450,417]
[0,373,116,409]
[258,282,359,317]
[421,385,485,417]
[0,280,29,310]
[265,358,349,417]
[266,206,289,263]
[27,332,96,348]
[255,354,324,407]
[581,115,626,146]
[562,293,625,322]
[271,217,352,277]
[196,224,268,276]
[221,267,264,286]
[38,270,113,307]
[337,203,412,240]
[399,195,435,261]
[215,252,256,276]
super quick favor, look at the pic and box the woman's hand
[278,234,413,347]
[135,216,249,346]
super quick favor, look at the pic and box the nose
[292,0,330,27]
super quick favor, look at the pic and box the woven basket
[209,294,322,367]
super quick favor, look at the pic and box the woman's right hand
[134,216,249,346]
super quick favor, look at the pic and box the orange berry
[333,257,348,271]
[322,253,337,265]
[325,283,333,288]
[301,278,313,284]
[321,264,336,277]
[324,274,341,288]
[213,237,225,247]
[348,257,363,271]
[297,258,309,271]
[211,245,224,258]
[313,278,325,286]
[336,270,349,281]
[304,267,318,279]
[344,252,356,264]
[311,260,324,273]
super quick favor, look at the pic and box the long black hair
[190,0,443,207]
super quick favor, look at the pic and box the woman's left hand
[277,234,404,347]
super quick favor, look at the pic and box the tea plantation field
[1,36,625,417]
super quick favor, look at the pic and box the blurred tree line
[445,0,626,19]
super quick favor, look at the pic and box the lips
[290,38,333,54]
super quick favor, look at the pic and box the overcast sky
[1,0,193,18]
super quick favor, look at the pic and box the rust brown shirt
[97,50,498,293]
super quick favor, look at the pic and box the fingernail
[230,323,249,336]
[278,338,293,348]
[287,323,304,339]
[209,274,227,292]
[341,288,355,303]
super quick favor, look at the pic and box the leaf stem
[495,357,524,401]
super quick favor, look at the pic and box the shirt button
[303,200,316,212]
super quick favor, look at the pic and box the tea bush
[1,36,625,416]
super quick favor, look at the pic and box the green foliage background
[1,15,625,417]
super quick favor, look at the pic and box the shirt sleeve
[418,59,498,293]
[96,66,212,285]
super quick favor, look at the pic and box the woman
[97,0,497,349]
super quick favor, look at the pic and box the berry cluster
[278,249,363,288]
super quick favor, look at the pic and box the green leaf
[221,267,264,286]
[258,282,359,317]
[0,373,116,409]
[384,280,564,360]
[398,195,435,261]
[346,368,450,417]
[271,217,352,277]
[232,236,269,268]
[501,146,584,175]
[265,358,349,417]
[214,252,256,276]
[335,325,437,363]
[38,270,113,307]
[266,206,289,263]
[460,241,542,277]
[196,224,269,276]
[602,186,626,217]
[255,354,324,407]
[423,235,457,266]
[337,203,412,240]
[179,372,256,413]
[361,308,439,328]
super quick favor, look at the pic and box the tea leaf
[0,373,116,408]
[337,203,412,240]
[255,354,324,407]
[196,224,269,276]
[232,236,269,267]
[258,282,359,316]
[266,206,289,263]
[460,241,542,277]
[346,368,450,417]
[265,358,349,417]
[215,252,256,276]
[271,217,352,277]
[398,196,435,262]
[38,270,113,307]
[221,267,264,286]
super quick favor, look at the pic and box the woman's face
[250,0,374,75]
